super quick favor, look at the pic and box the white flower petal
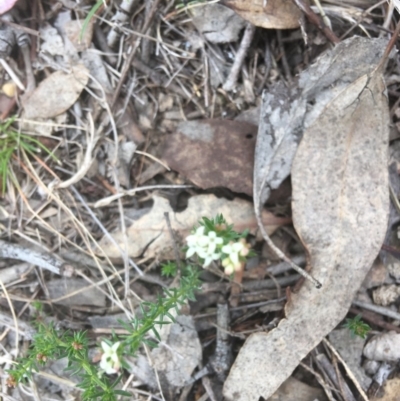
[208,242,217,254]
[100,341,121,375]
[101,341,111,353]
[197,236,210,247]
[186,235,197,245]
[111,342,120,352]
[100,359,113,373]
[203,257,212,267]
[186,247,196,258]
[197,248,208,259]
[222,257,230,267]
[232,242,244,252]
[196,226,205,235]
[222,244,233,254]
[230,252,240,266]
[224,265,234,275]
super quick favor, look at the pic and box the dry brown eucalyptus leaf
[221,0,304,29]
[22,64,89,119]
[224,56,390,401]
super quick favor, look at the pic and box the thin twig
[55,115,98,189]
[94,184,193,208]
[350,307,400,333]
[352,299,400,321]
[0,239,63,275]
[316,353,357,401]
[292,0,340,44]
[223,23,255,91]
[276,30,292,84]
[300,362,336,401]
[323,338,369,401]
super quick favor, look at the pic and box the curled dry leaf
[22,64,89,119]
[224,50,390,400]
[221,0,304,29]
[98,194,289,260]
[364,331,400,362]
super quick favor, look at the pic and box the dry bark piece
[98,194,289,260]
[161,119,257,196]
[221,0,304,29]
[22,64,89,119]
[224,49,390,401]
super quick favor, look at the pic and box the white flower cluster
[221,238,250,275]
[100,341,121,375]
[186,226,222,267]
[186,227,250,274]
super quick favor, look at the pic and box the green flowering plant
[7,215,252,400]
[185,214,253,274]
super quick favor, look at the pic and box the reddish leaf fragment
[162,119,257,196]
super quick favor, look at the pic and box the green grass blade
[80,0,103,41]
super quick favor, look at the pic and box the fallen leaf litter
[2,2,400,401]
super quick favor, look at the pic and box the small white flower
[186,226,206,247]
[221,241,244,265]
[186,226,209,258]
[186,227,223,266]
[205,231,223,253]
[100,341,121,375]
[222,256,241,275]
[202,251,221,267]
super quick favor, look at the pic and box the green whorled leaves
[224,55,390,400]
